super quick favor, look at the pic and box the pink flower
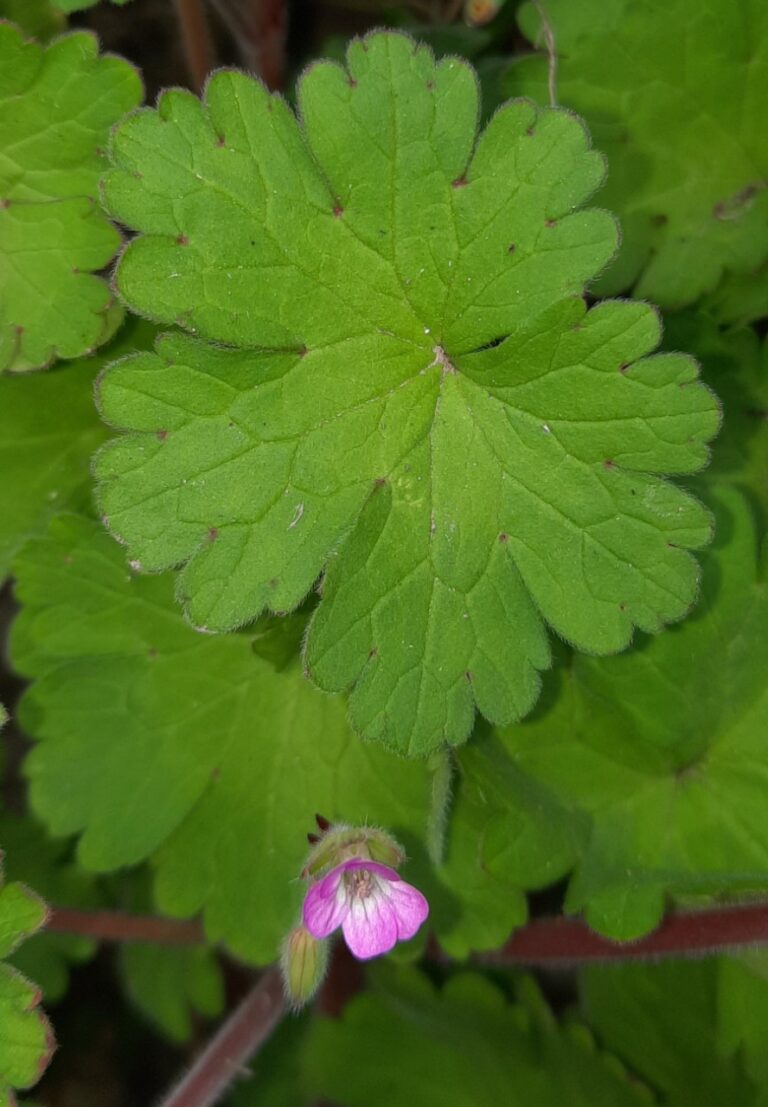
[302,858,429,960]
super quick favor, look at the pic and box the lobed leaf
[0,23,141,370]
[302,965,652,1105]
[97,30,718,755]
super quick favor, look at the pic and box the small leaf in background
[583,960,757,1105]
[0,318,156,582]
[302,965,652,1105]
[0,0,65,40]
[0,23,141,371]
[662,312,768,515]
[498,486,768,938]
[699,262,768,328]
[0,813,98,1002]
[511,0,768,309]
[96,30,718,755]
[119,943,224,1043]
[0,853,54,1105]
[718,953,768,1092]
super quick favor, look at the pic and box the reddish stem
[158,968,285,1107]
[47,901,768,963]
[174,0,216,93]
[47,906,204,945]
[315,940,365,1018]
[476,902,768,965]
[210,0,287,90]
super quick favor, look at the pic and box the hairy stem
[426,748,454,866]
[158,968,285,1107]
[173,0,216,93]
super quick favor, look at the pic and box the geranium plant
[0,0,767,1103]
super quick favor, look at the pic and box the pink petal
[302,866,349,940]
[335,858,401,882]
[388,879,430,941]
[341,889,398,960]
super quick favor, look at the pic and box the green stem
[426,748,454,866]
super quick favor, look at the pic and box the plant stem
[47,901,768,963]
[475,902,768,965]
[174,0,216,93]
[426,748,453,866]
[209,0,287,90]
[531,0,558,107]
[158,968,285,1107]
[47,906,204,945]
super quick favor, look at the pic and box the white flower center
[346,868,375,900]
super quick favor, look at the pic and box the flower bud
[280,925,328,1010]
[364,826,406,868]
[301,823,406,878]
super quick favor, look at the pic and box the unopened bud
[365,827,406,868]
[301,824,406,878]
[280,925,328,1010]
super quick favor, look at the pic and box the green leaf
[510,0,768,308]
[0,1,65,40]
[0,883,45,961]
[430,726,587,957]
[497,485,768,938]
[96,30,718,755]
[583,961,757,1105]
[119,943,224,1043]
[0,318,155,583]
[302,965,651,1106]
[11,512,582,961]
[662,312,768,516]
[718,953,768,1094]
[699,259,768,328]
[10,514,434,963]
[250,605,315,673]
[0,23,141,371]
[0,813,98,1002]
[50,0,132,13]
[0,859,53,1105]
